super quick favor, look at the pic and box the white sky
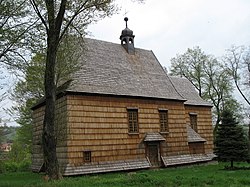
[88,0,250,69]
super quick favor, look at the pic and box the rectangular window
[189,113,197,132]
[83,151,91,163]
[159,110,168,132]
[128,109,138,133]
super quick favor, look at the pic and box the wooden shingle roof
[169,76,212,106]
[144,132,166,142]
[66,38,185,101]
[63,159,150,176]
[161,153,216,167]
[187,125,206,143]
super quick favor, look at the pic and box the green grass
[1,162,250,187]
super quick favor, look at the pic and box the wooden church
[31,18,215,176]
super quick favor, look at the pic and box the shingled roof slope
[169,76,212,106]
[144,132,166,142]
[187,125,206,142]
[67,38,184,101]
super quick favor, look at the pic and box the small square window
[83,151,91,163]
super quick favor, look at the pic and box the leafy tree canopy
[169,46,240,133]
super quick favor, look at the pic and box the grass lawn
[1,162,250,187]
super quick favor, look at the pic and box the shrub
[0,160,4,173]
[0,159,31,173]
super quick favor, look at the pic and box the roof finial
[124,17,128,28]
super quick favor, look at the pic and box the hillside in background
[0,126,18,143]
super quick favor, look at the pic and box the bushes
[0,141,31,173]
[0,159,31,173]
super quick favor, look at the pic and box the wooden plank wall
[32,96,68,169]
[33,94,214,169]
[32,105,45,169]
[188,142,205,154]
[184,105,214,153]
[66,95,190,165]
[55,96,68,165]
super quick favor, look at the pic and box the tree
[0,0,41,69]
[223,46,250,147]
[170,47,207,97]
[170,47,237,134]
[223,46,250,106]
[214,109,249,168]
[1,0,26,62]
[0,0,27,110]
[0,0,46,123]
[10,53,45,151]
[11,34,83,152]
[0,126,3,145]
[202,57,236,132]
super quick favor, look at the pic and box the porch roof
[187,125,206,143]
[144,132,166,142]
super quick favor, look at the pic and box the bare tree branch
[58,0,89,42]
[224,46,250,106]
[29,0,49,33]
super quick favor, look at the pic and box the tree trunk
[213,118,219,136]
[41,0,66,180]
[231,160,234,168]
[248,122,250,142]
[213,107,221,136]
[248,123,250,163]
[42,30,60,180]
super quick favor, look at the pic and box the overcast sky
[88,0,250,69]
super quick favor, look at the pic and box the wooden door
[147,144,159,167]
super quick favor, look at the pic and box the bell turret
[120,17,135,55]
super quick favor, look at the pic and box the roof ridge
[84,37,153,52]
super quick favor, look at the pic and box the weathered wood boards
[31,94,214,175]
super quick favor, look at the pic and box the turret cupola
[120,17,135,55]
